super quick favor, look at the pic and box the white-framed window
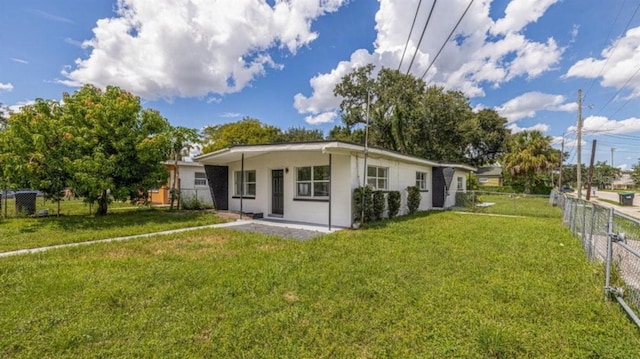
[457,176,464,190]
[296,165,330,198]
[479,177,488,183]
[194,172,207,186]
[367,166,388,190]
[416,171,428,190]
[234,170,256,196]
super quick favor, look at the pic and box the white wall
[225,151,351,227]
[444,169,468,208]
[350,154,433,216]
[178,165,214,206]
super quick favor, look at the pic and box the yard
[1,207,639,357]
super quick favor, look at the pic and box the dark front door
[272,169,284,215]
[432,167,446,208]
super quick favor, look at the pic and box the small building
[475,166,503,186]
[148,160,213,206]
[195,141,475,228]
[612,173,635,190]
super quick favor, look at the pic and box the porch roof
[194,141,476,172]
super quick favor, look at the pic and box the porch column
[328,154,332,231]
[240,153,244,220]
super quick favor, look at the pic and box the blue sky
[1,0,640,170]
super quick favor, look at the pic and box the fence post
[581,200,587,240]
[587,203,596,261]
[513,193,516,211]
[605,207,614,301]
[571,200,577,235]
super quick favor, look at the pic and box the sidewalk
[578,190,640,220]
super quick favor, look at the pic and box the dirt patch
[214,211,241,221]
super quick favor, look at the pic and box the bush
[455,191,476,208]
[181,194,212,210]
[407,186,421,214]
[387,191,401,218]
[372,191,385,221]
[353,186,374,223]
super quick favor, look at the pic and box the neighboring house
[195,141,475,228]
[148,160,214,206]
[612,172,635,190]
[475,166,503,186]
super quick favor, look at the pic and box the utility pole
[586,140,597,201]
[558,133,565,190]
[611,147,615,168]
[577,89,583,200]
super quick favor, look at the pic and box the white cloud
[304,111,337,125]
[491,0,559,35]
[29,9,73,23]
[507,122,549,134]
[0,83,14,92]
[294,0,564,118]
[62,0,348,100]
[569,115,640,135]
[495,91,577,123]
[10,58,28,64]
[6,100,36,114]
[220,112,241,118]
[566,26,640,97]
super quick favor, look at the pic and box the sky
[1,0,640,170]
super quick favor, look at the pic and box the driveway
[587,190,640,219]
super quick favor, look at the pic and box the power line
[406,0,438,75]
[420,0,474,81]
[398,0,423,71]
[583,0,627,101]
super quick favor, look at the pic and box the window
[367,166,388,190]
[457,176,464,190]
[416,172,428,190]
[479,177,488,183]
[296,165,330,198]
[194,172,207,186]
[234,170,256,196]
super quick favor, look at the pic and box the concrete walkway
[0,219,342,259]
[579,190,640,220]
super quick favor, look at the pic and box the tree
[334,65,509,164]
[502,130,560,194]
[63,85,172,215]
[202,117,281,153]
[278,126,324,142]
[326,125,365,144]
[0,99,72,207]
[631,159,640,187]
[592,161,619,190]
[168,126,200,210]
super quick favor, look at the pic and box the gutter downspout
[328,154,332,231]
[240,153,244,220]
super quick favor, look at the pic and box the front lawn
[0,206,226,253]
[1,211,638,357]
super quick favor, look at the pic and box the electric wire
[398,0,423,71]
[420,0,474,81]
[406,0,438,75]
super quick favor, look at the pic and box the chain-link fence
[455,190,559,218]
[178,187,214,210]
[561,194,640,328]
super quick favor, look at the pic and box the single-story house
[475,166,503,186]
[148,160,213,206]
[195,141,475,228]
[612,173,636,190]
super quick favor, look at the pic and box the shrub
[181,194,212,210]
[372,191,385,221]
[406,186,421,214]
[455,191,476,209]
[353,186,374,223]
[387,191,401,218]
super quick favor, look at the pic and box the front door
[272,169,284,215]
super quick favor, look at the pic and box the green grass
[0,206,227,253]
[1,211,639,357]
[472,192,562,218]
[0,197,138,217]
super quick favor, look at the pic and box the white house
[194,141,475,228]
[149,160,213,206]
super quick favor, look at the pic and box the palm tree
[503,130,560,194]
[168,126,200,210]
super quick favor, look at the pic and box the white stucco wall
[178,164,214,206]
[444,169,468,208]
[225,151,352,227]
[350,154,434,216]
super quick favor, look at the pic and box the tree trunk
[170,156,178,210]
[97,190,109,216]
